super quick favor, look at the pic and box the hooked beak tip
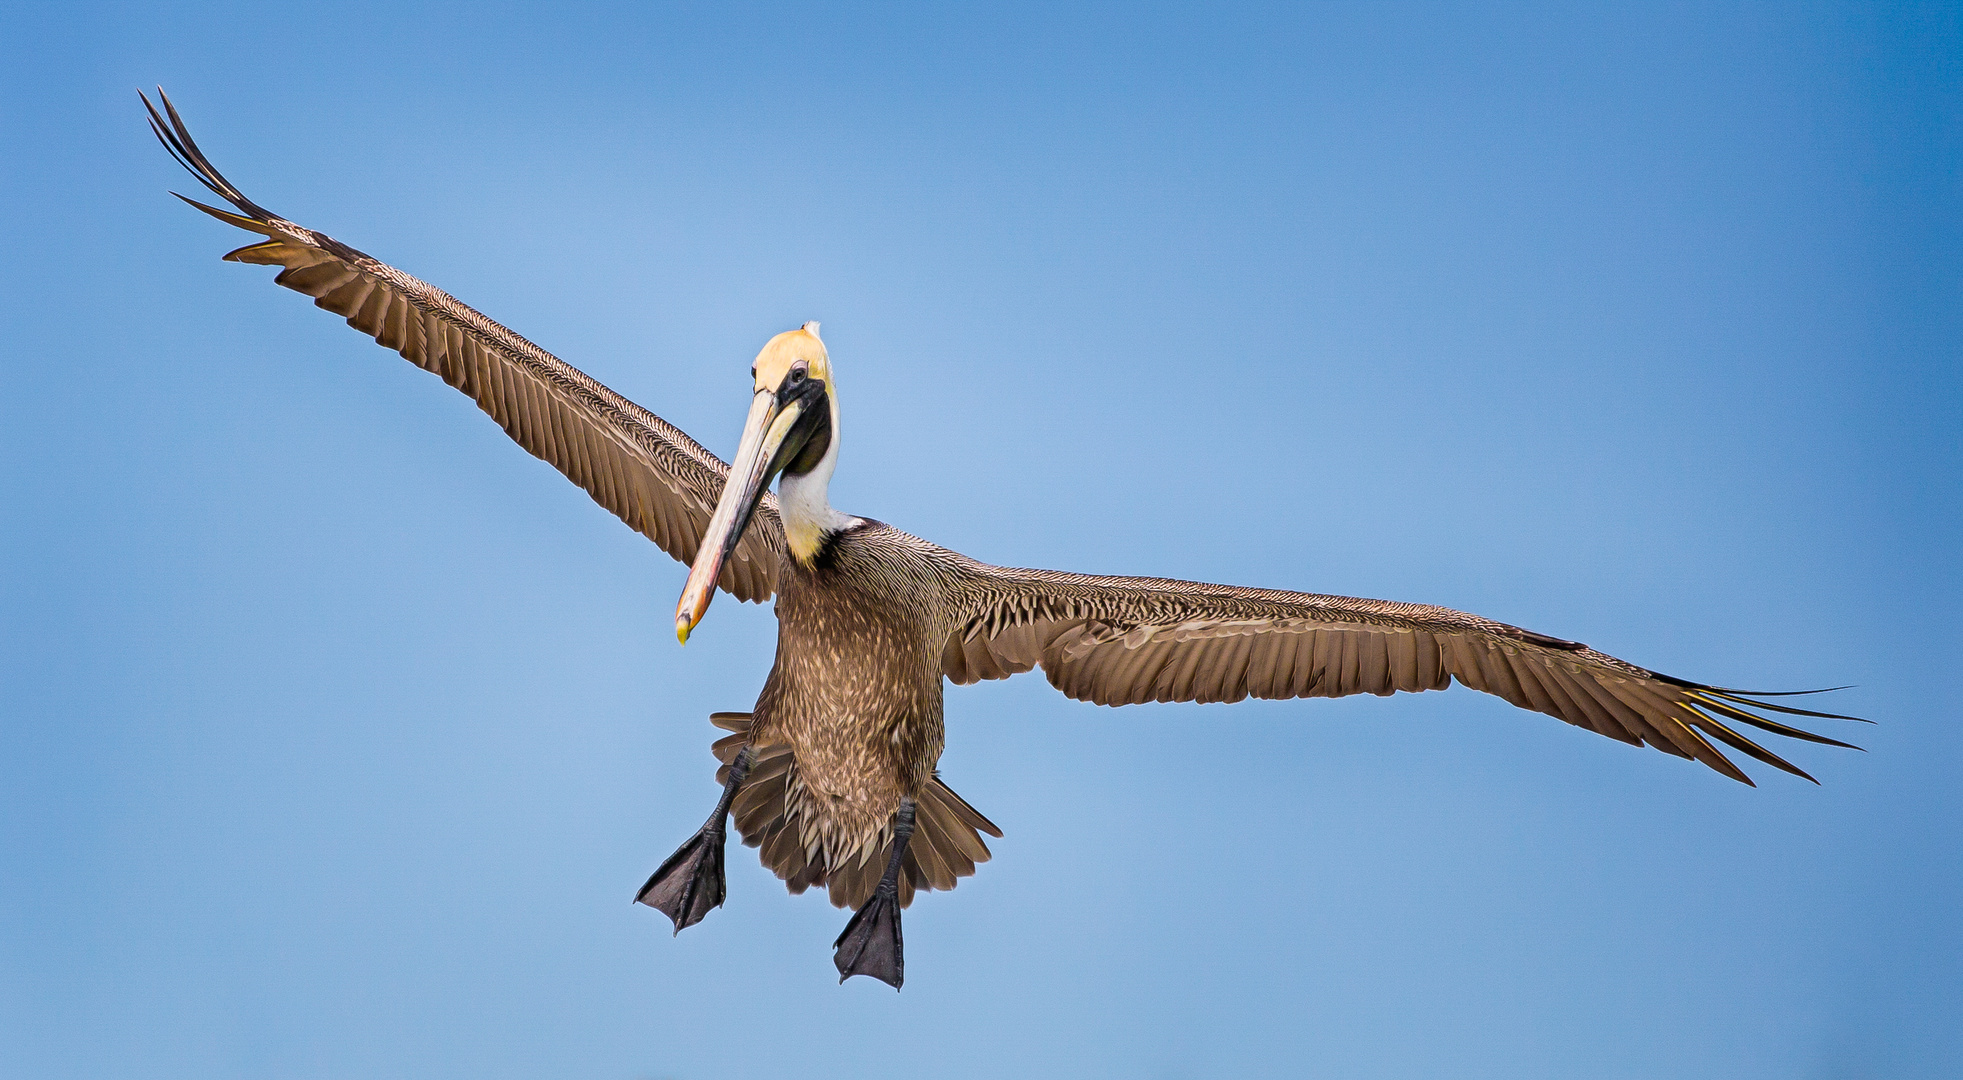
[675,613,694,646]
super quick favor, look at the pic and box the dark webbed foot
[637,827,727,934]
[635,745,751,934]
[832,797,915,989]
[833,886,903,987]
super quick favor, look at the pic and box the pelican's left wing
[940,557,1860,785]
[144,91,783,602]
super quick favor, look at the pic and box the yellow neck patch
[784,515,831,565]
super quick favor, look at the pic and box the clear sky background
[2,3,1958,1078]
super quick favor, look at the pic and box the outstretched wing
[942,561,1861,785]
[145,90,782,602]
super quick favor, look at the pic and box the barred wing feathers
[944,563,1861,785]
[145,91,782,602]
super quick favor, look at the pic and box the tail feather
[705,713,999,909]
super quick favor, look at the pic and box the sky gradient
[3,3,1959,1078]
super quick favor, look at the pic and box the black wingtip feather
[1709,684,1856,697]
[1631,672,1866,782]
[1647,669,1872,725]
[1708,691,1871,725]
[1651,670,1864,703]
[168,190,271,233]
[142,87,269,221]
[1688,693,1865,751]
[1689,710,1819,783]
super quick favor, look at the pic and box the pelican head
[675,322,841,643]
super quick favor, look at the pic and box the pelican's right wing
[145,91,782,602]
[941,557,1862,785]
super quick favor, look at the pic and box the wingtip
[1707,683,1858,698]
[168,191,276,241]
[142,86,271,221]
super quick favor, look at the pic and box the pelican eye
[789,368,807,386]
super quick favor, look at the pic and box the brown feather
[147,93,784,603]
[938,548,1860,785]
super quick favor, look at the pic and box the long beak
[675,389,806,643]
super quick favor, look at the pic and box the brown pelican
[145,91,1861,989]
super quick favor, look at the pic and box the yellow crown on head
[753,321,829,391]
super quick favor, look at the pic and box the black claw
[636,828,727,934]
[833,885,904,989]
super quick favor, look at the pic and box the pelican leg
[636,745,753,934]
[833,797,916,989]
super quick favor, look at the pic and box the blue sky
[2,3,1958,1077]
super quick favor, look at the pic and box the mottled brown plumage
[147,91,1860,948]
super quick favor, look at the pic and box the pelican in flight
[145,91,1861,989]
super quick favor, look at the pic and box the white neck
[777,395,851,564]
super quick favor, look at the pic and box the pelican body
[146,92,1862,989]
